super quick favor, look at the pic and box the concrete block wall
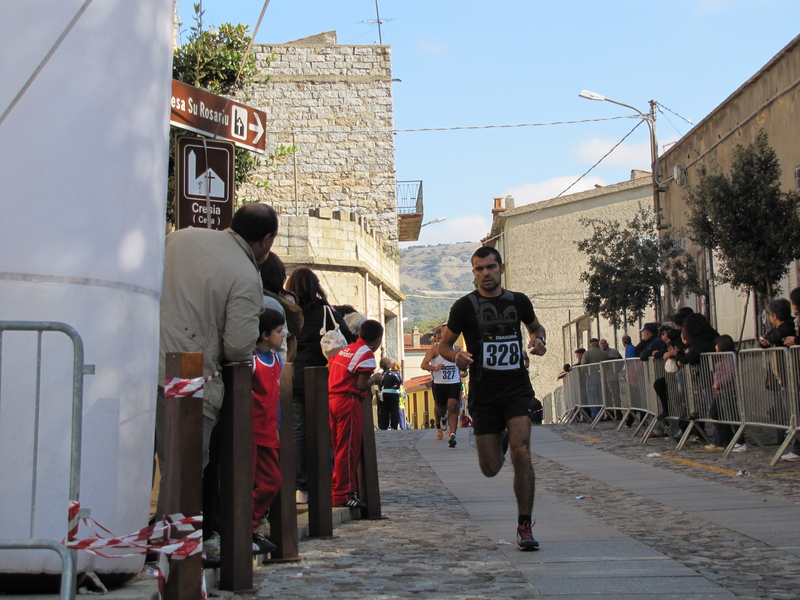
[240,35,398,244]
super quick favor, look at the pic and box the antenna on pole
[357,0,396,44]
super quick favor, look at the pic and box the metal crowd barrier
[736,347,798,465]
[553,347,800,464]
[561,363,603,423]
[0,321,93,600]
[542,392,554,425]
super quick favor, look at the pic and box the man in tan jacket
[156,203,278,515]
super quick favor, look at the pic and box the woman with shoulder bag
[286,267,354,504]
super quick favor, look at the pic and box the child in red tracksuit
[251,309,285,555]
[327,319,383,508]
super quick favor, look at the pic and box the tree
[577,205,700,330]
[685,130,800,342]
[167,5,294,225]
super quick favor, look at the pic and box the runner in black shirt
[439,246,546,551]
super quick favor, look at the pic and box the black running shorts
[468,382,535,436]
[433,382,461,408]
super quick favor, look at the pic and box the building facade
[485,173,655,399]
[657,34,800,339]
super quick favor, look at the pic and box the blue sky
[178,0,800,246]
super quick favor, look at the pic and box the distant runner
[421,328,462,448]
[439,246,546,551]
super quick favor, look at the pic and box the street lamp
[421,216,447,227]
[578,90,663,227]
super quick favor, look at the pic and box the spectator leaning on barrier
[782,288,800,462]
[633,323,660,358]
[580,338,608,418]
[760,298,796,348]
[155,203,279,520]
[706,334,747,453]
[599,339,622,359]
[573,348,586,366]
[621,335,635,358]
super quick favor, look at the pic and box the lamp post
[421,216,447,227]
[578,90,663,230]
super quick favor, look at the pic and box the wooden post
[267,363,299,560]
[218,363,253,593]
[305,366,332,538]
[357,392,382,519]
[162,352,203,600]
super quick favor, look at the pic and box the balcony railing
[396,181,423,215]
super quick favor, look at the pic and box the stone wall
[240,32,398,244]
[490,176,655,399]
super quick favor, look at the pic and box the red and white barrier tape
[65,501,206,599]
[164,371,219,398]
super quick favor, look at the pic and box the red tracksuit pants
[329,393,363,505]
[252,444,282,529]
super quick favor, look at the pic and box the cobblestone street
[246,423,800,600]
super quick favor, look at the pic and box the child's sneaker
[781,451,800,462]
[731,444,747,453]
[336,495,367,509]
[516,520,539,551]
[252,531,275,555]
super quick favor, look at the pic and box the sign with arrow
[170,80,267,154]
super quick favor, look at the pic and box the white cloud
[503,175,607,207]
[400,213,491,247]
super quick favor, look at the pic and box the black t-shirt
[446,289,536,388]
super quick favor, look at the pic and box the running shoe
[336,496,367,509]
[731,444,747,453]
[252,531,276,555]
[448,433,457,448]
[704,444,722,451]
[436,429,443,440]
[781,452,800,462]
[296,490,309,504]
[516,521,539,551]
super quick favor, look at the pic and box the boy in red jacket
[251,309,285,554]
[328,319,383,508]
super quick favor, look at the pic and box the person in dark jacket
[760,298,796,348]
[286,267,354,504]
[634,323,661,358]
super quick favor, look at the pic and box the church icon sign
[231,106,248,140]
[176,136,235,231]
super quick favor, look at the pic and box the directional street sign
[175,136,235,230]
[170,79,267,154]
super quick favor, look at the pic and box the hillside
[401,242,479,332]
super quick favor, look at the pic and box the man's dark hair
[768,298,792,322]
[472,245,502,265]
[658,324,671,334]
[259,308,285,337]
[359,319,384,344]
[231,203,278,242]
[682,313,716,343]
[588,337,599,344]
[674,306,694,328]
[260,252,286,294]
[575,348,586,355]
[622,334,632,344]
[790,287,800,311]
